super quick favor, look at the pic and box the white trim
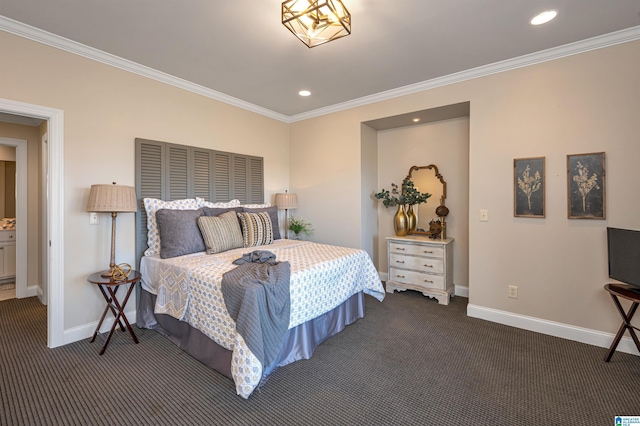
[455,285,469,298]
[379,271,388,282]
[39,133,48,305]
[63,308,136,345]
[467,303,640,357]
[0,16,289,124]
[290,25,640,122]
[0,98,65,348]
[0,137,27,300]
[1,17,639,123]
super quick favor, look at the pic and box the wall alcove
[361,101,470,295]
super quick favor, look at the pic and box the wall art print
[514,157,545,218]
[567,152,605,219]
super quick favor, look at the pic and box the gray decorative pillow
[242,206,281,240]
[156,208,205,259]
[202,206,244,217]
[237,211,274,247]
[197,211,244,254]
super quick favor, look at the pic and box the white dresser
[386,235,454,305]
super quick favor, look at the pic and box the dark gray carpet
[1,292,639,425]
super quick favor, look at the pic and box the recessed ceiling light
[299,90,311,97]
[412,118,421,123]
[530,10,558,26]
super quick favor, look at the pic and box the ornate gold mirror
[406,165,448,237]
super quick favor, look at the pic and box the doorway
[0,98,64,348]
[0,138,27,302]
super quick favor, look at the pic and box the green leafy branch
[375,178,431,207]
[289,216,314,238]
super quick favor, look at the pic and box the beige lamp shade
[87,183,137,213]
[275,192,298,210]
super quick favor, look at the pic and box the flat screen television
[607,227,640,293]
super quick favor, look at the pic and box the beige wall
[376,117,470,289]
[290,40,640,336]
[0,122,40,289]
[0,31,289,331]
[2,27,640,345]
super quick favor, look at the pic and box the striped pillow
[237,211,274,247]
[197,211,244,254]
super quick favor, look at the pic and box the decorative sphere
[436,205,450,217]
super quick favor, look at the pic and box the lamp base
[100,267,116,278]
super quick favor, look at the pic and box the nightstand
[87,270,141,355]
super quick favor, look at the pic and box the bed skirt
[137,289,365,386]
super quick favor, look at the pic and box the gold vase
[394,204,408,236]
[406,205,417,232]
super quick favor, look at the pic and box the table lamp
[275,190,298,239]
[87,182,137,278]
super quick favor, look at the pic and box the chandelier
[282,0,351,48]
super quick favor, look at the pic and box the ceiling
[1,1,640,120]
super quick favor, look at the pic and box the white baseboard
[467,303,640,357]
[26,285,38,297]
[379,271,388,282]
[455,285,469,298]
[63,309,137,345]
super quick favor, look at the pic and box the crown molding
[2,15,639,124]
[0,16,290,123]
[289,25,640,122]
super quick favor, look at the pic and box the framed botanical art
[514,157,545,218]
[567,152,606,219]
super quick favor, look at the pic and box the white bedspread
[140,239,385,398]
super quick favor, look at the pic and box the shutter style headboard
[135,138,264,267]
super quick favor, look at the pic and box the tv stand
[603,284,640,362]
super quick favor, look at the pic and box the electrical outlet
[89,212,99,225]
[480,209,489,222]
[508,285,518,299]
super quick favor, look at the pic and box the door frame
[0,98,64,348]
[0,137,27,299]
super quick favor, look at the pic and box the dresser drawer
[390,253,444,274]
[389,267,445,290]
[0,231,15,243]
[389,242,443,258]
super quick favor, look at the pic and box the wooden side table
[87,270,141,355]
[603,283,640,362]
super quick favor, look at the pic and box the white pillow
[196,197,241,208]
[143,198,199,256]
[240,202,271,208]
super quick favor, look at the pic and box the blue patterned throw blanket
[221,250,291,369]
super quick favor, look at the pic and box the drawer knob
[424,279,433,283]
[424,264,433,268]
[396,247,405,251]
[395,260,405,264]
[423,250,433,253]
[396,275,405,279]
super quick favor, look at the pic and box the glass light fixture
[282,0,351,48]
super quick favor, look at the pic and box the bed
[138,239,384,398]
[135,198,385,398]
[133,139,384,398]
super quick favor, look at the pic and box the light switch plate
[89,212,99,225]
[480,209,489,222]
